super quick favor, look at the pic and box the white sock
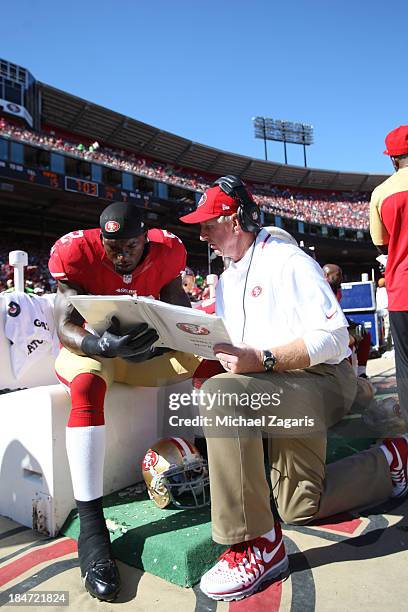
[66,425,105,501]
[358,366,367,376]
[261,526,276,542]
[380,444,393,466]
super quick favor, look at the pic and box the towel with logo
[3,291,58,378]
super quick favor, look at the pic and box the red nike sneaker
[382,435,408,498]
[200,522,288,601]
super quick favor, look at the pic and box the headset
[212,175,261,233]
[212,175,262,340]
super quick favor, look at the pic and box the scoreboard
[65,176,99,197]
[0,158,146,204]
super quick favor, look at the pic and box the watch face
[263,351,276,371]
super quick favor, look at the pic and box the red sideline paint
[311,513,363,535]
[0,538,77,586]
[229,580,283,611]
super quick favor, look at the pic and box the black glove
[123,346,172,363]
[81,316,159,359]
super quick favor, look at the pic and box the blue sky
[2,0,407,175]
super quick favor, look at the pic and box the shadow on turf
[287,496,408,574]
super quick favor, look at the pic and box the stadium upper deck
[0,57,388,193]
[0,58,382,271]
[38,83,388,193]
[0,118,371,230]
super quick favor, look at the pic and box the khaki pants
[199,360,392,545]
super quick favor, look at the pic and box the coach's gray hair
[217,215,234,224]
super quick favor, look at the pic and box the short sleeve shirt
[49,228,186,298]
[370,167,408,310]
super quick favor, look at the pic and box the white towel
[4,292,58,378]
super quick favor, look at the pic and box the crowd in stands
[182,268,211,303]
[0,118,370,230]
[0,241,210,299]
[254,188,369,229]
[0,242,55,294]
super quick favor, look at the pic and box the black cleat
[83,558,121,601]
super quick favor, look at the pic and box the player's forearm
[58,323,90,355]
[160,276,192,308]
[168,291,192,308]
[161,287,192,308]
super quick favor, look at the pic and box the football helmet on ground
[142,437,210,509]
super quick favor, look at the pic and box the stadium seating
[0,119,370,230]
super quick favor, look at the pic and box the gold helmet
[141,437,210,509]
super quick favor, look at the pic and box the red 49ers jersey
[48,228,186,298]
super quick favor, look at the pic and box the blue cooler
[340,281,385,351]
[340,281,376,312]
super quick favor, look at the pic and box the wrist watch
[262,350,277,372]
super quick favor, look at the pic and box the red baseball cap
[180,186,239,224]
[384,125,408,156]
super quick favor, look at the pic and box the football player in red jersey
[49,201,200,602]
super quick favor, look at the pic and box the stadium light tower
[253,116,314,167]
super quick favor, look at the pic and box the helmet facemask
[159,457,210,508]
[143,440,211,509]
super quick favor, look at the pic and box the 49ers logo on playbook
[251,285,262,297]
[104,220,120,233]
[142,450,159,471]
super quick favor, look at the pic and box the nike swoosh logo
[391,442,403,471]
[326,310,336,320]
[263,547,279,564]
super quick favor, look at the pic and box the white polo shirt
[216,229,350,366]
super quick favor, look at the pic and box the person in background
[2,279,35,294]
[370,125,408,428]
[323,263,372,378]
[182,269,203,302]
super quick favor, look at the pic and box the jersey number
[162,230,182,244]
[50,230,84,255]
